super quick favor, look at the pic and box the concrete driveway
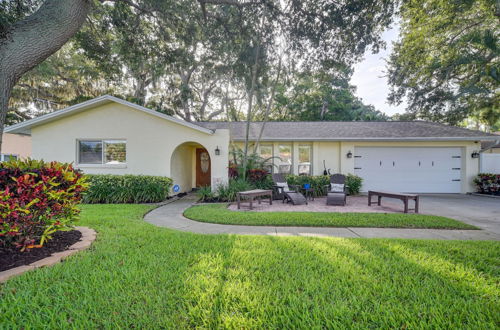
[420,194,500,234]
[145,193,500,240]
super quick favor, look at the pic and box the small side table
[301,187,315,201]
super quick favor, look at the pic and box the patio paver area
[227,196,409,213]
[144,195,500,240]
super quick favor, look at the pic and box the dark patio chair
[324,174,347,206]
[272,173,307,205]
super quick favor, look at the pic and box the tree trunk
[242,43,260,179]
[178,67,196,122]
[133,74,151,106]
[0,0,92,152]
[253,56,282,154]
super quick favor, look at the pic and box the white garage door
[354,147,462,193]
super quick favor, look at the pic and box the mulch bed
[0,230,82,272]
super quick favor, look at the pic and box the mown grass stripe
[0,204,496,328]
[183,203,477,229]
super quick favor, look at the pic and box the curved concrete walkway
[144,195,500,240]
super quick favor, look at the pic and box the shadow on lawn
[180,235,498,328]
[1,204,497,328]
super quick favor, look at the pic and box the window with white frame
[259,144,273,173]
[277,143,292,174]
[78,140,126,165]
[298,144,312,175]
[0,154,18,162]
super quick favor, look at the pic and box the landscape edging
[0,226,96,283]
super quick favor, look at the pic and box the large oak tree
[0,0,396,151]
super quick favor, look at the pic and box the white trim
[4,95,214,135]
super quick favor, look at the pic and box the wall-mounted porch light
[215,146,221,156]
[346,151,353,158]
[471,151,480,159]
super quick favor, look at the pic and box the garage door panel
[354,147,462,193]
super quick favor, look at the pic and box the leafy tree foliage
[272,71,388,121]
[387,0,499,128]
[3,0,397,134]
[8,42,120,125]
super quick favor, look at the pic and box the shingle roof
[481,132,500,149]
[195,121,499,141]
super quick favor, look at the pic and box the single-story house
[5,95,499,194]
[1,133,31,161]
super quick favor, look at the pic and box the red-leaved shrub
[228,163,239,178]
[473,173,500,195]
[0,159,87,250]
[247,168,269,183]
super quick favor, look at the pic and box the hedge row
[83,174,173,204]
[286,174,363,196]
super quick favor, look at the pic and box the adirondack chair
[272,173,307,205]
[325,174,347,206]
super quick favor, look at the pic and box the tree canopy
[387,0,499,129]
[4,0,395,127]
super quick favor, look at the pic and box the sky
[351,24,406,117]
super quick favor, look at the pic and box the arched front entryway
[170,142,211,193]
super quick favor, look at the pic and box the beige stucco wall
[31,102,229,192]
[2,133,31,159]
[483,148,500,154]
[237,140,480,193]
[314,142,341,174]
[170,143,194,193]
[27,100,482,194]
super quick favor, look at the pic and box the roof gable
[5,95,214,135]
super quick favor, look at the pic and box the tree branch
[9,108,31,120]
[198,0,260,6]
[101,0,155,16]
[206,108,225,120]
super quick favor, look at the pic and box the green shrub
[285,174,363,196]
[216,178,254,202]
[345,174,363,195]
[253,174,274,190]
[83,174,172,203]
[286,175,330,197]
[197,185,216,202]
[0,159,87,249]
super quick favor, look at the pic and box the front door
[196,148,211,187]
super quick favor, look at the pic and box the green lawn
[1,204,498,328]
[184,203,477,229]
